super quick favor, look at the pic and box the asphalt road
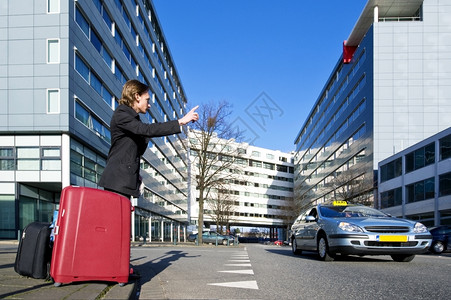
[131,243,451,300]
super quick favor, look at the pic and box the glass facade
[0,195,15,238]
[295,0,451,218]
[293,43,374,208]
[18,185,59,233]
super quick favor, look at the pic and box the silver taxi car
[291,201,432,262]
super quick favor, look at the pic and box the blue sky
[153,0,367,153]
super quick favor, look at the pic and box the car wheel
[390,254,415,262]
[292,238,302,255]
[431,241,444,254]
[222,239,228,246]
[317,235,335,261]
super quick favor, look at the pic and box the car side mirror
[305,215,316,222]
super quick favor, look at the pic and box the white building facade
[188,134,294,237]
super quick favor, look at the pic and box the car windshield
[319,205,388,218]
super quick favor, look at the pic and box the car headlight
[413,222,428,233]
[338,222,363,233]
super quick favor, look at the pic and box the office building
[0,0,191,241]
[293,0,451,209]
[188,132,294,238]
[378,127,451,226]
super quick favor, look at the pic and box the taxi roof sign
[333,201,348,206]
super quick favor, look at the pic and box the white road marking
[228,259,251,262]
[219,269,254,275]
[208,280,259,290]
[209,247,258,290]
[224,263,252,267]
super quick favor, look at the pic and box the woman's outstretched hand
[178,105,199,125]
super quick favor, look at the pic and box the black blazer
[99,104,181,197]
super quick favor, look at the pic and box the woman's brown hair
[119,80,149,107]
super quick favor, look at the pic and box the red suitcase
[50,186,132,286]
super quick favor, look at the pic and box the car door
[202,232,212,243]
[209,232,220,244]
[293,208,315,249]
[303,208,320,250]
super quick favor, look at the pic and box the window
[91,30,113,70]
[249,160,262,168]
[440,134,451,160]
[91,73,104,97]
[263,162,275,170]
[75,6,89,38]
[425,143,435,165]
[47,89,60,114]
[16,148,40,171]
[102,88,113,107]
[70,140,106,184]
[380,157,402,182]
[41,147,61,171]
[406,177,435,203]
[75,53,89,82]
[75,101,89,127]
[47,39,59,63]
[47,0,59,13]
[251,151,260,157]
[91,30,102,53]
[102,9,113,33]
[74,51,114,108]
[75,100,111,144]
[380,187,402,208]
[277,165,288,172]
[439,172,451,197]
[0,147,14,170]
[0,147,61,171]
[115,64,127,85]
[406,142,435,173]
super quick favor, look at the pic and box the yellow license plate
[377,235,407,242]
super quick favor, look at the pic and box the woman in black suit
[99,79,199,199]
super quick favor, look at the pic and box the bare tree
[188,101,246,244]
[206,186,237,234]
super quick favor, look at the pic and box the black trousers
[103,188,131,200]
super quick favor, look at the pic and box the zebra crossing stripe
[219,269,254,274]
[208,280,258,290]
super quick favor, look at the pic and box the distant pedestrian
[99,79,199,199]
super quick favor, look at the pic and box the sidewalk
[0,240,240,299]
[0,240,139,300]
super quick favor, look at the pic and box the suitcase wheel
[119,283,125,287]
[54,282,62,287]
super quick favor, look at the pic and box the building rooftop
[345,0,423,46]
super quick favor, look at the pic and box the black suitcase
[14,222,52,279]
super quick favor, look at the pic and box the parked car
[188,231,235,245]
[274,240,283,246]
[429,225,451,254]
[291,201,432,262]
